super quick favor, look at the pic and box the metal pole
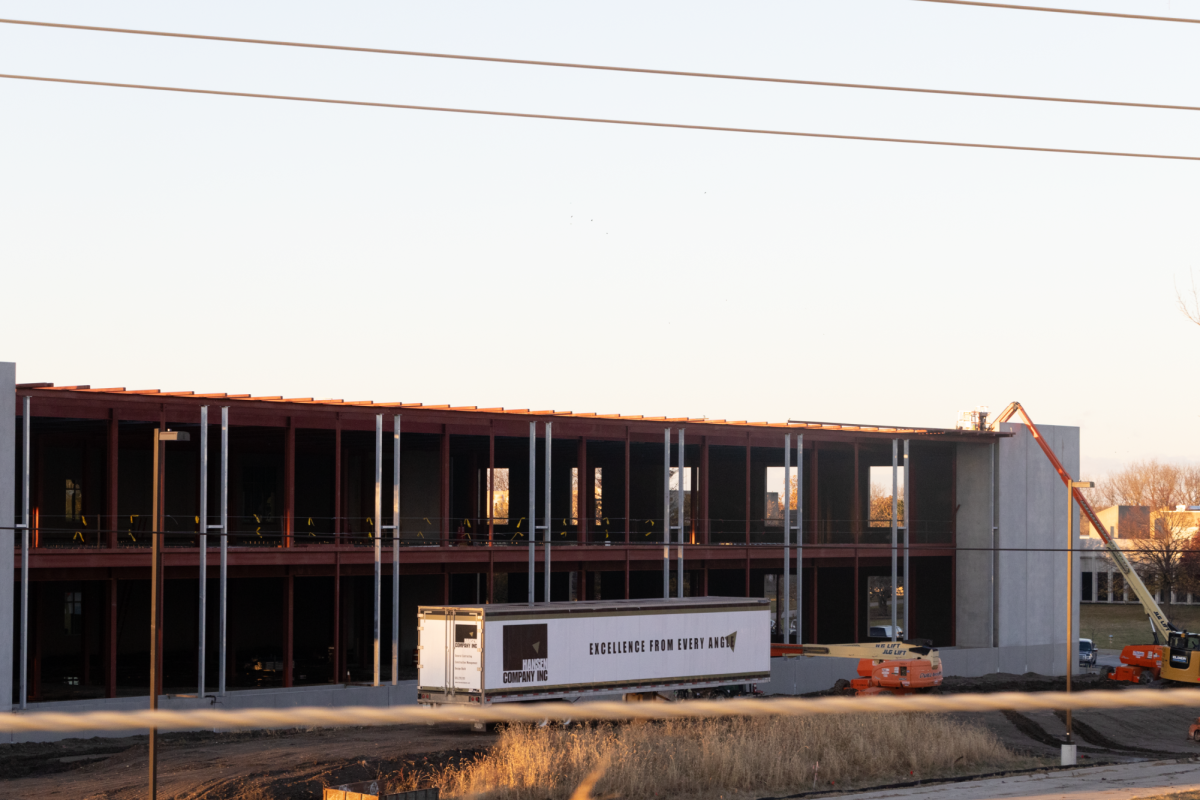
[543,422,552,603]
[149,428,162,800]
[891,439,898,642]
[19,398,29,710]
[991,442,997,649]
[663,428,670,600]
[373,415,382,687]
[20,396,29,710]
[783,433,790,643]
[392,415,400,686]
[218,407,228,697]
[796,434,803,645]
[528,422,535,606]
[677,428,685,597]
[903,439,910,639]
[198,406,207,696]
[1066,481,1074,743]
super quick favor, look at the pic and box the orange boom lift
[771,641,943,696]
[988,403,1191,686]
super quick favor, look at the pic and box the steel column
[283,574,293,687]
[543,422,552,603]
[198,406,207,696]
[663,428,670,599]
[903,439,910,638]
[677,428,685,597]
[334,416,342,542]
[20,396,29,709]
[797,434,803,644]
[624,428,630,544]
[218,407,228,697]
[528,422,535,605]
[107,408,118,549]
[783,433,790,643]
[373,414,382,687]
[891,439,898,642]
[392,414,400,686]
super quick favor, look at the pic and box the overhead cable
[2,73,1198,161]
[1,17,1198,114]
[911,0,1200,24]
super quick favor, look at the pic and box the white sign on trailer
[484,608,768,692]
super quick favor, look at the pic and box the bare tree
[868,484,904,528]
[1124,511,1200,620]
[1091,459,1193,512]
[1178,268,1200,327]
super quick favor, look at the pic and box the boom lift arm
[989,402,1175,644]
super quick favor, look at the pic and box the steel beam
[663,428,670,599]
[783,432,790,643]
[20,396,30,710]
[392,414,400,686]
[528,422,535,605]
[198,406,207,696]
[219,407,228,696]
[543,422,552,603]
[373,414,382,687]
[903,438,910,638]
[677,428,685,597]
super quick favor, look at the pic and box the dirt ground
[3,673,1199,800]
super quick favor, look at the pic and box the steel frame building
[6,377,1013,705]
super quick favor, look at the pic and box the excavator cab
[1162,631,1200,683]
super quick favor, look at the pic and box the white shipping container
[417,597,770,705]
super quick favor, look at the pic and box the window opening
[64,591,82,636]
[484,468,510,525]
[866,576,905,638]
[570,467,604,527]
[765,467,798,528]
[669,467,695,527]
[65,478,82,521]
[868,466,905,528]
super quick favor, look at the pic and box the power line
[2,72,1198,162]
[912,0,1200,24]
[1,17,1199,114]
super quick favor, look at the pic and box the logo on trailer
[503,624,549,684]
[455,624,479,649]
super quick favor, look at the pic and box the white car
[1079,638,1097,667]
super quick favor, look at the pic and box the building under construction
[0,364,1082,707]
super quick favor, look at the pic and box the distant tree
[1088,459,1200,512]
[869,484,904,528]
[1123,511,1200,621]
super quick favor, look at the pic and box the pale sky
[2,0,1198,479]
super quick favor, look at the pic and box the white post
[903,439,910,639]
[891,439,898,642]
[373,415,382,687]
[0,364,17,714]
[663,428,670,599]
[20,391,30,710]
[796,434,803,644]
[543,422,552,602]
[677,428,685,597]
[528,423,535,605]
[783,433,791,643]
[218,407,228,696]
[198,406,208,696]
[392,414,400,686]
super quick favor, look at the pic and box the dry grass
[387,713,1030,800]
[1081,603,1200,649]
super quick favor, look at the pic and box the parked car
[1079,638,1097,667]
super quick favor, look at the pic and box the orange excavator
[771,641,943,696]
[987,403,1194,686]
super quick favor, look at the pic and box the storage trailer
[417,597,771,706]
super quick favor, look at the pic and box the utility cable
[2,73,1198,161]
[1,17,1198,114]
[911,0,1200,24]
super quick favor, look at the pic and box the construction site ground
[2,673,1199,800]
